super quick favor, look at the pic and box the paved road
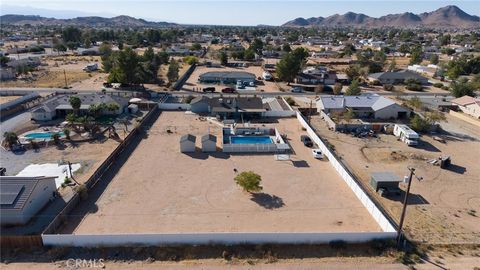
[2,87,453,98]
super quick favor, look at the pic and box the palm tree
[3,132,19,149]
[69,96,81,116]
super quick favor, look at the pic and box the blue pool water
[24,132,64,139]
[230,136,273,144]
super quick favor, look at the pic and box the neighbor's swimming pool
[24,132,64,139]
[230,136,273,144]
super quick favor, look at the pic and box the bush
[433,82,444,88]
[404,78,423,92]
[285,97,296,106]
[64,177,72,184]
[410,115,429,132]
[234,171,262,193]
[383,84,395,91]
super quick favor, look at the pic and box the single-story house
[1,176,57,225]
[451,95,480,119]
[31,94,128,121]
[180,134,196,153]
[368,70,429,85]
[198,71,256,84]
[190,96,265,120]
[317,94,411,120]
[201,134,217,152]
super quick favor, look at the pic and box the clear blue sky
[2,0,479,26]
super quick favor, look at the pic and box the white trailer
[393,124,419,146]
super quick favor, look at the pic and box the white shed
[201,134,217,152]
[180,134,196,153]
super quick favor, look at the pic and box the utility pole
[64,69,68,89]
[397,167,422,247]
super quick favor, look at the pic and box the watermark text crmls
[66,259,105,268]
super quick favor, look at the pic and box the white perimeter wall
[296,112,396,233]
[42,232,395,247]
[158,103,191,110]
[41,112,396,247]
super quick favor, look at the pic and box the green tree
[429,54,439,65]
[244,49,255,61]
[3,132,19,148]
[388,58,397,72]
[345,79,361,96]
[333,83,343,95]
[450,80,476,98]
[63,128,71,140]
[167,59,179,83]
[282,43,292,52]
[62,26,82,43]
[234,171,263,193]
[53,43,67,53]
[220,51,228,66]
[276,53,301,85]
[249,38,264,54]
[410,115,429,132]
[69,96,82,116]
[409,46,423,65]
[190,43,202,51]
[108,47,143,85]
[183,56,198,65]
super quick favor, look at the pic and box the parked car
[291,87,303,93]
[203,87,216,93]
[312,149,323,159]
[221,87,236,93]
[248,81,255,87]
[300,135,313,147]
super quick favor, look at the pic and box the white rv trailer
[393,124,419,146]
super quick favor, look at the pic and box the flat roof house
[1,176,57,225]
[190,96,266,120]
[317,95,411,120]
[31,94,128,121]
[198,71,256,84]
[451,95,480,119]
[180,134,196,153]
[368,70,429,85]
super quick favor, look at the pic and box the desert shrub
[383,84,395,91]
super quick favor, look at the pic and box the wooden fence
[0,235,43,248]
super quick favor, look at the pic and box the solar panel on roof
[0,184,24,205]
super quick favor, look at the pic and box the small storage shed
[201,134,217,152]
[370,172,401,192]
[180,134,196,153]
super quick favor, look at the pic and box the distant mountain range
[282,5,480,29]
[0,14,176,28]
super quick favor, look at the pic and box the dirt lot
[1,55,103,89]
[66,112,380,234]
[310,114,480,244]
[0,96,22,104]
[183,65,280,93]
[0,138,120,185]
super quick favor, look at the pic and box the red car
[221,87,236,93]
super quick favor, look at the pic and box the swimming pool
[230,136,273,144]
[24,132,64,139]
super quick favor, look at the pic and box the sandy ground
[183,66,280,93]
[67,112,380,234]
[0,96,22,104]
[1,138,120,185]
[1,55,103,89]
[310,113,480,244]
[0,258,407,270]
